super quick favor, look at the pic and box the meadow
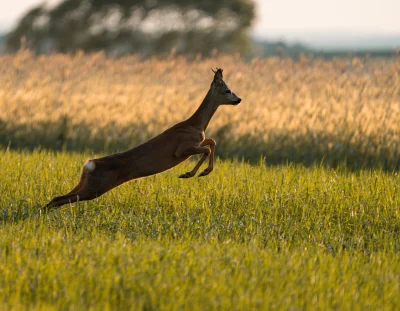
[0,150,399,310]
[0,52,399,309]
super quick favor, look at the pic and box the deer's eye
[225,89,231,94]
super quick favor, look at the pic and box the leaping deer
[44,68,241,209]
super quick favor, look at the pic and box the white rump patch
[84,160,96,172]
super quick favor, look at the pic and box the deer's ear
[212,68,223,82]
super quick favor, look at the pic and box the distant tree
[6,0,255,56]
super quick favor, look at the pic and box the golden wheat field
[0,50,399,168]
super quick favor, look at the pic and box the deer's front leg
[198,138,216,177]
[175,143,211,178]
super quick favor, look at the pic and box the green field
[0,149,399,310]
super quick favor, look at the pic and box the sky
[1,0,400,49]
[254,0,400,35]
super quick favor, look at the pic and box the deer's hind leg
[44,160,99,210]
[45,193,83,210]
[44,179,100,210]
[65,165,89,195]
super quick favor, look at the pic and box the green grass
[0,150,399,310]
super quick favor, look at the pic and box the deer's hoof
[179,172,194,178]
[198,168,213,177]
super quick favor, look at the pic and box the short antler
[212,68,223,82]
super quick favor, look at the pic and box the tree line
[6,0,255,56]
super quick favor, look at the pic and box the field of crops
[1,50,399,168]
[0,52,399,309]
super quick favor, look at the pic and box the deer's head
[210,68,241,105]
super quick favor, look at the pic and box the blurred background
[1,0,399,58]
[0,1,399,170]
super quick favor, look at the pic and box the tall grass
[0,150,399,310]
[0,50,399,169]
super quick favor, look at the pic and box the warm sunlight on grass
[0,150,399,310]
[1,50,399,168]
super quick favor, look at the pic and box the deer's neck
[188,90,218,131]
